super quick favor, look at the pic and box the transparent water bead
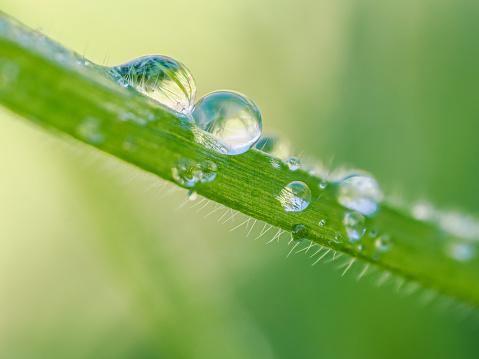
[291,224,308,242]
[343,211,366,242]
[108,55,196,114]
[318,180,327,190]
[172,158,201,188]
[199,160,217,183]
[277,181,311,212]
[337,174,383,216]
[375,234,391,252]
[192,91,262,155]
[285,157,301,171]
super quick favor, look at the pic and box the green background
[1,0,479,357]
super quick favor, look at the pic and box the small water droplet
[334,233,342,243]
[368,228,379,238]
[277,181,311,212]
[76,117,104,145]
[356,244,364,251]
[107,55,196,114]
[337,174,383,216]
[187,190,198,201]
[199,160,217,183]
[191,91,262,155]
[285,157,301,171]
[343,211,366,242]
[318,180,327,190]
[447,242,475,262]
[319,219,326,226]
[172,158,201,188]
[375,234,391,252]
[254,132,291,159]
[291,224,308,242]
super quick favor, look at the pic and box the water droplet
[337,174,383,216]
[199,160,217,183]
[291,224,308,242]
[285,157,301,171]
[254,132,291,159]
[334,233,342,243]
[107,55,196,114]
[318,180,327,190]
[76,117,104,145]
[368,229,379,238]
[172,158,201,188]
[187,190,198,201]
[319,219,326,226]
[356,244,364,251]
[343,211,366,242]
[191,91,262,155]
[277,181,311,212]
[447,242,476,262]
[375,234,391,252]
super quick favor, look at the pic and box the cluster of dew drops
[104,55,476,265]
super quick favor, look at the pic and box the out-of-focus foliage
[1,0,479,358]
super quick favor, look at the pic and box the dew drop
[318,180,327,190]
[343,211,366,242]
[277,181,311,212]
[107,55,196,114]
[368,228,379,238]
[76,117,104,145]
[319,219,326,226]
[172,158,201,188]
[199,160,217,183]
[356,244,364,251]
[191,91,262,155]
[334,233,342,243]
[291,224,308,242]
[285,157,301,171]
[337,174,383,216]
[187,190,198,201]
[254,132,291,159]
[447,242,476,262]
[375,234,391,252]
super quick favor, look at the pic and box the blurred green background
[1,0,479,358]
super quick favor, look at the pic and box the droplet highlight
[337,174,383,216]
[277,181,311,212]
[191,91,262,155]
[291,224,308,242]
[107,55,196,114]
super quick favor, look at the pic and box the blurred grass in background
[1,0,479,357]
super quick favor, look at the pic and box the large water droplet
[191,91,262,155]
[343,211,366,242]
[277,181,311,212]
[291,224,308,242]
[337,174,383,216]
[172,158,201,188]
[107,55,196,114]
